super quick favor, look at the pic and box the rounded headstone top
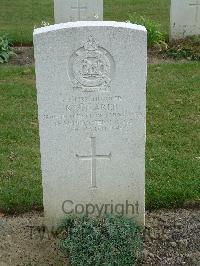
[33,21,146,36]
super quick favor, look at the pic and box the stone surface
[54,0,103,23]
[34,21,147,227]
[170,0,200,39]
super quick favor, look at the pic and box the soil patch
[148,49,188,64]
[9,47,34,66]
[143,208,200,265]
[0,208,199,265]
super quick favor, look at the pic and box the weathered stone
[170,0,200,39]
[34,21,147,227]
[54,0,103,23]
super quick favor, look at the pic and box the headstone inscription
[170,0,200,39]
[54,0,103,23]
[34,21,147,227]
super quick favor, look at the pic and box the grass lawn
[0,0,170,44]
[0,63,199,213]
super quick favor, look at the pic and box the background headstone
[34,21,147,227]
[170,0,200,39]
[54,0,103,23]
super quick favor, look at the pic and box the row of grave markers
[54,0,200,40]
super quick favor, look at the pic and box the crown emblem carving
[84,36,98,51]
[68,36,115,92]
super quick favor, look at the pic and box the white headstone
[34,21,147,227]
[170,0,200,39]
[54,0,103,23]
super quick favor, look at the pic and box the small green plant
[0,35,15,63]
[59,215,142,266]
[165,48,193,59]
[128,16,167,49]
[165,47,200,61]
[164,36,200,61]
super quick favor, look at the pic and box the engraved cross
[76,137,111,188]
[189,0,200,22]
[71,0,87,20]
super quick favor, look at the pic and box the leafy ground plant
[163,36,200,61]
[128,16,167,49]
[164,48,199,60]
[0,35,15,63]
[59,215,142,266]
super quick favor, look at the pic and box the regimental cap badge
[69,35,115,92]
